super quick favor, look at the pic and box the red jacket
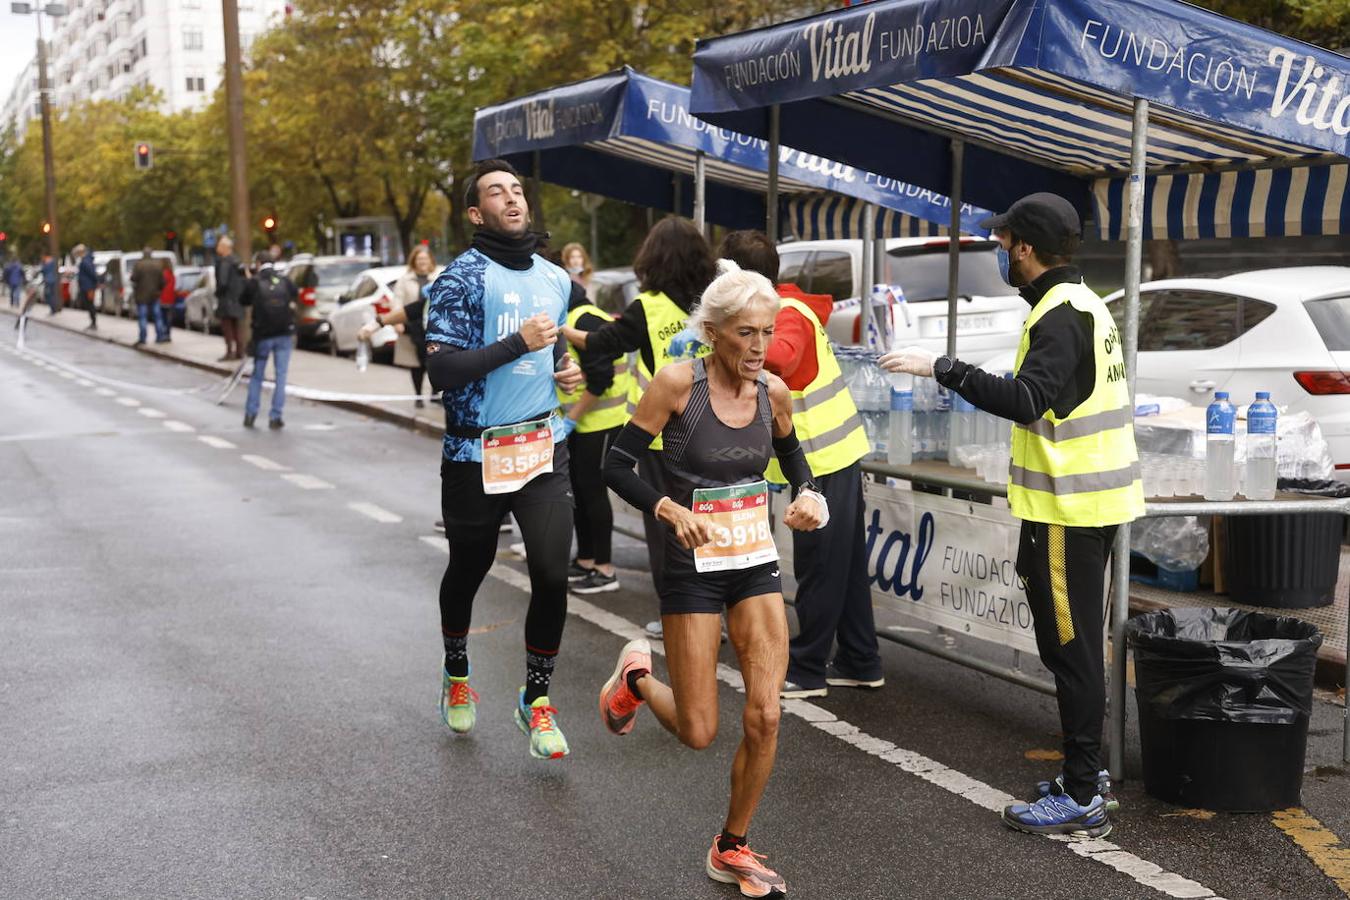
[766,283,833,392]
[159,267,176,306]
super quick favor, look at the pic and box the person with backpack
[241,252,298,429]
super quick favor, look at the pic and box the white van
[101,250,180,317]
[776,237,1027,365]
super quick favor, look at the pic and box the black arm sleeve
[603,422,665,514]
[936,304,1093,425]
[771,428,816,492]
[585,301,651,373]
[574,311,615,396]
[425,333,529,392]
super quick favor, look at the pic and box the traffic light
[134,142,153,170]
[164,229,177,250]
[261,215,277,237]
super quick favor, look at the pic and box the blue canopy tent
[471,67,992,242]
[690,0,1350,775]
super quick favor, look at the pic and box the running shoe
[572,569,619,594]
[780,680,827,700]
[439,672,478,734]
[567,558,594,582]
[1035,770,1119,812]
[824,663,884,689]
[599,638,651,735]
[1002,792,1112,838]
[515,688,570,760]
[706,837,788,898]
[509,541,527,558]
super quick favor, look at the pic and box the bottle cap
[1256,391,1270,400]
[1214,391,1229,400]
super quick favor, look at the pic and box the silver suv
[285,254,381,346]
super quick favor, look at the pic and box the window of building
[183,28,204,51]
[185,76,205,92]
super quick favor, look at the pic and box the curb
[3,307,445,440]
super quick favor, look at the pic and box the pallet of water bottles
[834,346,1012,483]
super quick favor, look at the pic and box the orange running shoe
[598,638,651,736]
[706,836,787,898]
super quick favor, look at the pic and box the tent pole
[693,150,707,236]
[946,139,964,359]
[673,176,682,220]
[874,207,889,349]
[1111,97,1149,784]
[767,104,780,239]
[860,204,876,348]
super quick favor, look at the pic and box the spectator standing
[157,258,176,343]
[241,251,298,429]
[74,245,99,331]
[3,256,22,308]
[129,247,164,346]
[391,245,436,407]
[561,242,594,299]
[214,235,245,361]
[41,252,59,315]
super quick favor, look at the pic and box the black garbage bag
[1277,477,1350,498]
[1127,607,1322,725]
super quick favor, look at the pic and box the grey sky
[1,13,41,109]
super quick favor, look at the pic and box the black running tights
[568,426,617,565]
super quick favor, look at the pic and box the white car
[327,265,406,355]
[979,266,1350,480]
[777,237,1027,365]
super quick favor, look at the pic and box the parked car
[171,265,204,327]
[285,254,380,347]
[327,265,406,355]
[589,267,639,314]
[100,250,179,317]
[978,266,1350,481]
[184,265,217,332]
[777,237,1026,365]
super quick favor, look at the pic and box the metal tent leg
[946,139,964,359]
[767,104,780,239]
[693,150,707,236]
[1110,97,1149,783]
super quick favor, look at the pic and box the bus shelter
[689,0,1350,770]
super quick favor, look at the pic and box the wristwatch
[933,355,954,380]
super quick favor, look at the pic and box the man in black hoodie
[422,158,583,760]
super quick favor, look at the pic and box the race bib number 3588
[692,480,777,574]
[481,418,554,495]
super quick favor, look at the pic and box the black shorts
[659,561,782,616]
[439,443,572,543]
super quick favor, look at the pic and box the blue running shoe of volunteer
[1002,792,1112,838]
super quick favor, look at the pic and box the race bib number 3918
[481,417,554,494]
[692,480,777,574]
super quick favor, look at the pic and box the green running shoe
[515,688,570,760]
[439,672,478,734]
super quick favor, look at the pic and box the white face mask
[567,265,584,276]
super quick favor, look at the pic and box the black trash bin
[1224,512,1341,609]
[1127,607,1322,812]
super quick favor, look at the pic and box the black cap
[978,193,1081,256]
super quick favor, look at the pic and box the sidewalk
[3,305,445,436]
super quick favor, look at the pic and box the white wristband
[797,488,830,530]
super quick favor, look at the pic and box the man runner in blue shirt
[424,159,583,760]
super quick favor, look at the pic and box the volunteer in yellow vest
[881,193,1143,840]
[557,281,634,594]
[718,231,881,701]
[562,217,717,603]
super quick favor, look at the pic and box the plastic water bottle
[860,361,890,461]
[934,385,951,459]
[912,377,932,459]
[947,393,975,465]
[356,338,371,372]
[1245,391,1278,500]
[888,372,913,466]
[1204,391,1237,501]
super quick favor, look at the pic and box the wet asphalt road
[2,322,1349,900]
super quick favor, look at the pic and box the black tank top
[660,358,773,575]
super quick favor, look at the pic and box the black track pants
[568,427,618,565]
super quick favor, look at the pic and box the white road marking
[420,535,447,553]
[304,423,338,431]
[76,379,94,387]
[241,454,289,472]
[115,397,140,407]
[162,420,195,433]
[58,371,75,380]
[476,559,1225,900]
[197,435,236,449]
[137,408,166,419]
[281,473,333,490]
[348,502,402,524]
[94,387,116,397]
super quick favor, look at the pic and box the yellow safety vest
[557,304,633,434]
[765,296,869,483]
[1007,281,1145,527]
[627,290,709,450]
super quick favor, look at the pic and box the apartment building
[3,0,289,140]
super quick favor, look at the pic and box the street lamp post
[10,2,68,259]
